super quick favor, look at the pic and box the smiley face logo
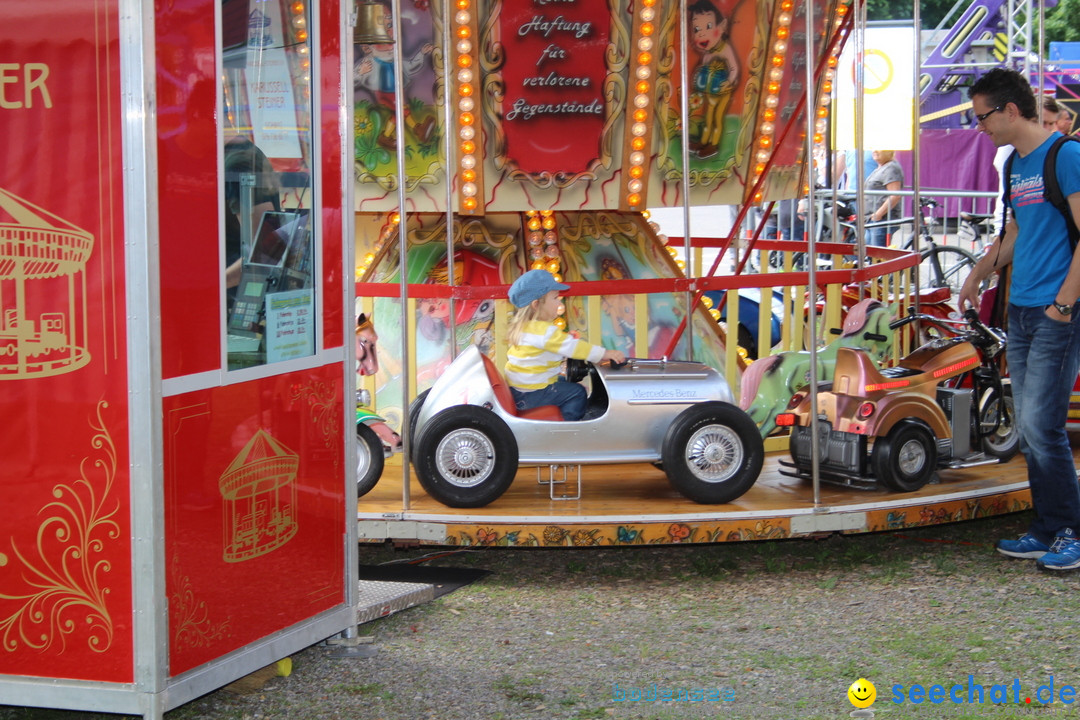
[848,678,876,708]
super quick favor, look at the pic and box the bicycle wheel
[919,246,979,294]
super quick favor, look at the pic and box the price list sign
[499,0,609,175]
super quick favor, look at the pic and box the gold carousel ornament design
[0,186,94,379]
[219,429,299,563]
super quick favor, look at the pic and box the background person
[504,270,625,421]
[864,149,903,247]
[958,68,1080,572]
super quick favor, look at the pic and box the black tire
[406,388,430,462]
[871,422,937,492]
[413,405,518,508]
[737,324,758,360]
[565,358,589,383]
[978,386,1019,461]
[661,402,764,504]
[356,422,384,498]
[919,246,979,294]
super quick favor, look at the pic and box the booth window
[222,0,316,370]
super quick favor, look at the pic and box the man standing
[959,68,1080,571]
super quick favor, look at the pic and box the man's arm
[1047,191,1080,319]
[958,219,1016,311]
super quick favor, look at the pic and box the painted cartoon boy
[688,0,739,159]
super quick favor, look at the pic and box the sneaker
[1037,530,1080,571]
[996,533,1050,559]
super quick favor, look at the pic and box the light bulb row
[748,0,795,204]
[355,211,400,280]
[454,0,481,213]
[624,0,659,209]
[526,210,562,281]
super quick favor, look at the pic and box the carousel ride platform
[356,446,1043,548]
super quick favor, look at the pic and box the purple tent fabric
[888,128,1000,215]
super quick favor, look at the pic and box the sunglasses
[975,106,1003,123]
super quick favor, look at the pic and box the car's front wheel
[871,421,937,492]
[661,402,764,504]
[356,423,384,498]
[413,406,518,508]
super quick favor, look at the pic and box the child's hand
[602,349,626,364]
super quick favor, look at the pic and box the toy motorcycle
[776,308,1017,492]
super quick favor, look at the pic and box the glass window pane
[222,0,316,370]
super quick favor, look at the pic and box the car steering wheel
[565,358,590,383]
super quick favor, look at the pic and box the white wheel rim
[897,438,927,475]
[435,428,496,488]
[685,424,743,482]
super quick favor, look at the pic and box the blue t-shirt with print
[1007,132,1080,307]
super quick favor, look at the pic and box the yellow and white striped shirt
[505,320,606,391]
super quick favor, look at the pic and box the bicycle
[896,198,985,294]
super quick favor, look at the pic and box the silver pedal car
[409,345,764,508]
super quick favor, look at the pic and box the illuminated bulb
[666,245,678,258]
[458,68,473,83]
[631,137,646,150]
[656,233,667,245]
[640,7,655,21]
[457,39,472,54]
[633,109,647,122]
[291,2,304,13]
[763,108,776,121]
[634,94,649,109]
[461,139,476,154]
[629,151,645,165]
[774,41,787,54]
[753,191,763,203]
[455,10,470,23]
[459,125,475,140]
[778,12,791,23]
[296,29,308,41]
[648,221,661,232]
[531,260,546,270]
[545,245,560,259]
[635,66,651,80]
[770,67,784,82]
[546,260,560,273]
[457,25,471,39]
[459,82,474,96]
[457,54,473,68]
[642,210,651,219]
[544,230,558,244]
[756,149,770,161]
[554,316,567,330]
[701,295,714,309]
[460,154,476,169]
[542,217,556,230]
[463,197,478,210]
[528,233,543,247]
[462,168,476,182]
[459,97,474,112]
[640,22,654,36]
[528,217,542,230]
[758,135,772,148]
[390,212,401,224]
[638,37,653,52]
[755,162,767,174]
[462,182,478,197]
[765,95,779,108]
[777,26,789,39]
[636,80,650,94]
[627,178,643,193]
[632,122,647,136]
[710,308,721,320]
[817,106,828,118]
[760,122,774,134]
[813,132,824,144]
[771,54,784,67]
[540,209,553,216]
[629,165,644,179]
[552,273,563,283]
[530,246,544,260]
[293,16,307,28]
[675,259,686,270]
[627,192,641,206]
[637,52,652,65]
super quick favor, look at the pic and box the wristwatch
[1053,301,1074,316]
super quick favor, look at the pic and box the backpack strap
[1044,134,1080,252]
[1001,148,1016,240]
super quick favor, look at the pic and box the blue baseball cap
[508,269,569,308]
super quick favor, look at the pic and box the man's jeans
[1008,303,1080,542]
[510,378,587,421]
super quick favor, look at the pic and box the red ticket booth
[0,0,356,716]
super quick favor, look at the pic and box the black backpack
[1002,134,1080,250]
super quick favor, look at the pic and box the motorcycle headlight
[356,388,372,406]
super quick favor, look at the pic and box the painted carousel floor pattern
[354,447,1051,546]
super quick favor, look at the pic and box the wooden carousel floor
[354,446,1055,547]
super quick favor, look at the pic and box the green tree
[864,0,973,29]
[1045,0,1080,45]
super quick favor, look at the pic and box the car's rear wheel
[978,386,1018,461]
[414,405,518,508]
[356,423,384,498]
[871,421,937,492]
[661,402,763,504]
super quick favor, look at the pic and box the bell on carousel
[353,0,393,44]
